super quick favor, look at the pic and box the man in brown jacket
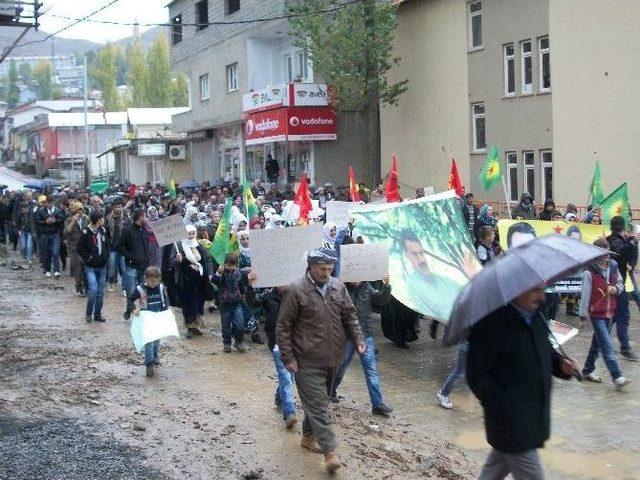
[276,247,365,473]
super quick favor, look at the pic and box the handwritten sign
[149,214,186,247]
[250,224,323,288]
[339,243,389,283]
[326,201,359,225]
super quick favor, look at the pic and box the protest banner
[339,243,389,283]
[130,309,180,353]
[351,192,481,322]
[250,224,323,288]
[498,220,610,293]
[149,214,187,247]
[325,200,358,225]
[549,320,579,347]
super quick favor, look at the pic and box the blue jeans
[333,336,384,408]
[19,231,34,261]
[41,232,60,273]
[144,340,159,366]
[220,303,245,345]
[272,349,295,418]
[125,266,145,298]
[582,318,622,380]
[85,265,107,317]
[612,292,630,350]
[108,250,126,287]
[440,341,469,396]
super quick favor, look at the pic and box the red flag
[348,166,361,202]
[385,154,401,203]
[448,159,465,196]
[294,173,313,224]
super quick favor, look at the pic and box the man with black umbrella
[467,285,578,479]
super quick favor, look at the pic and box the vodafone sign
[244,107,337,145]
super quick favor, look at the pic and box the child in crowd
[125,266,169,377]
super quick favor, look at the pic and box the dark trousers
[295,366,337,453]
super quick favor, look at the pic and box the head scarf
[239,230,250,259]
[147,206,158,221]
[479,204,496,227]
[307,247,338,265]
[322,222,338,246]
[181,224,203,275]
[183,206,198,225]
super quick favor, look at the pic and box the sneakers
[94,315,106,323]
[223,344,232,353]
[53,271,60,278]
[372,404,393,417]
[251,333,265,344]
[324,451,341,473]
[186,327,202,338]
[584,372,602,383]
[122,289,127,298]
[146,365,155,377]
[621,349,639,362]
[614,376,631,390]
[300,435,323,454]
[436,391,453,409]
[45,271,51,277]
[108,283,115,293]
[284,415,298,429]
[123,311,131,321]
[234,341,248,352]
[85,315,92,323]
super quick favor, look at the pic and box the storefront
[242,83,336,185]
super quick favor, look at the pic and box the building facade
[382,0,640,207]
[167,0,368,186]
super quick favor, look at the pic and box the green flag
[242,177,259,220]
[210,198,235,264]
[168,178,177,199]
[478,145,502,191]
[588,162,604,205]
[600,183,632,228]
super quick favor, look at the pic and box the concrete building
[382,0,640,207]
[1,55,85,96]
[167,0,367,186]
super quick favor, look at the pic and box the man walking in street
[277,247,365,474]
[77,210,110,323]
[467,284,578,479]
[118,209,150,301]
[607,216,639,362]
[36,196,64,277]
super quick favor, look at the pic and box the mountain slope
[0,26,101,58]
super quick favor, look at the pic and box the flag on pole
[210,198,235,264]
[348,166,361,202]
[588,162,604,206]
[600,183,632,228]
[293,173,313,224]
[242,176,259,219]
[385,154,401,203]
[448,159,465,196]
[168,178,177,199]
[478,145,502,191]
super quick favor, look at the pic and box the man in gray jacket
[277,247,364,474]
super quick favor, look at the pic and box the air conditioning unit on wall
[169,145,186,160]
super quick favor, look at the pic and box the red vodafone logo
[289,116,300,127]
[245,119,255,135]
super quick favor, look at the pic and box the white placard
[282,199,319,223]
[326,200,357,225]
[424,186,435,196]
[149,214,187,247]
[339,243,389,283]
[549,320,579,347]
[250,224,323,288]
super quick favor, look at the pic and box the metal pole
[501,174,512,219]
[83,56,90,184]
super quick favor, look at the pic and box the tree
[288,0,408,185]
[146,32,172,107]
[33,60,53,99]
[127,35,148,107]
[18,62,32,88]
[115,45,128,86]
[171,72,189,107]
[7,60,20,107]
[93,43,120,110]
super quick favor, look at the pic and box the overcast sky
[38,0,169,43]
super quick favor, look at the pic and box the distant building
[1,54,84,96]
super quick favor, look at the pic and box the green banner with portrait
[351,192,481,323]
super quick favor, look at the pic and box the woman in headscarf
[170,224,210,338]
[145,206,162,268]
[183,205,199,226]
[322,221,349,277]
[237,230,264,344]
[473,204,497,241]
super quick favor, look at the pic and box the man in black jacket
[36,196,65,277]
[607,216,639,362]
[118,209,149,300]
[467,285,577,479]
[77,211,110,323]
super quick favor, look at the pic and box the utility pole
[83,55,90,185]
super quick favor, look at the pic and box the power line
[42,0,361,28]
[14,0,120,48]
